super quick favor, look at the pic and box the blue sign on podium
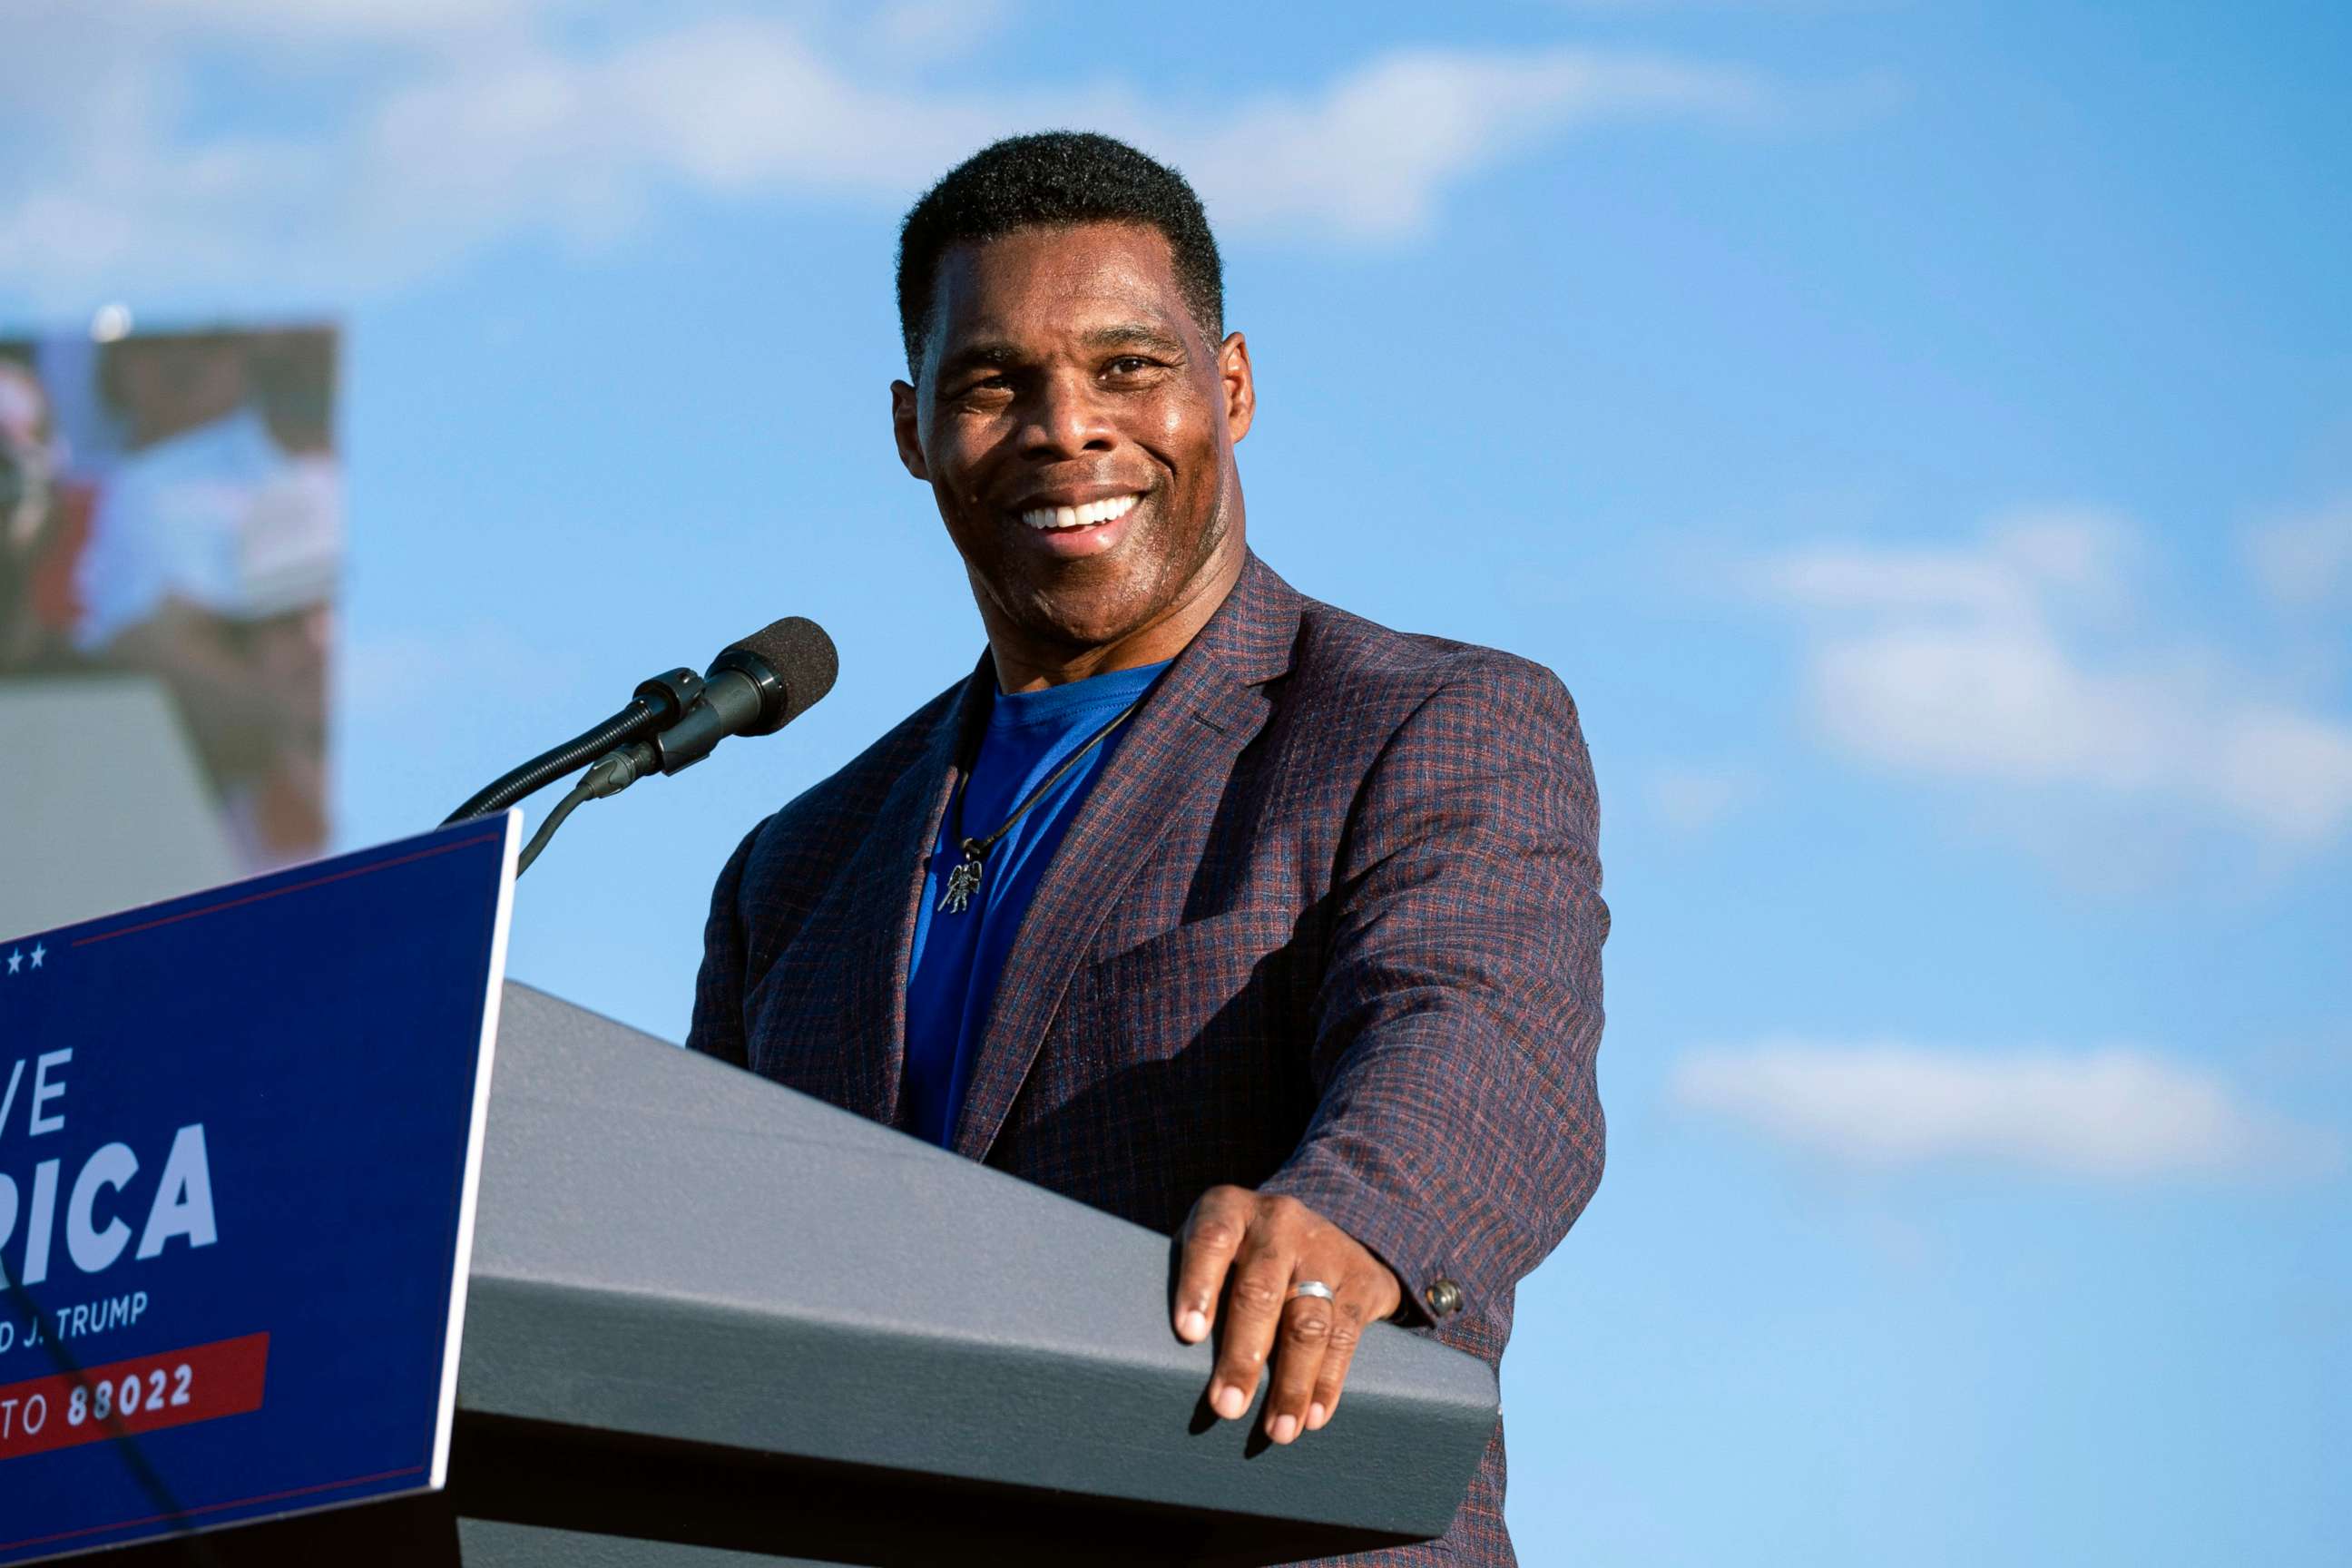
[0,817,518,1563]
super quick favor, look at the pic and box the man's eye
[1107,356,1156,376]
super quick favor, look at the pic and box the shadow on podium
[104,1410,1412,1566]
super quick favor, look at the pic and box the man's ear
[891,379,929,481]
[1219,332,1255,446]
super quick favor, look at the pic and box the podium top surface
[460,984,1498,1548]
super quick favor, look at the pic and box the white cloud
[1171,48,1769,241]
[126,0,564,42]
[0,9,1774,308]
[2246,494,2352,612]
[868,0,1015,65]
[1759,506,2136,622]
[1651,764,1754,833]
[1671,1039,2340,1181]
[1756,510,2352,848]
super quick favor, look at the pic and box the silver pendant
[937,852,984,915]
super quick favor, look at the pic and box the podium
[99,984,1498,1566]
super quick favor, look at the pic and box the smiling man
[689,132,1607,1566]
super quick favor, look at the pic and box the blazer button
[1424,1279,1464,1317]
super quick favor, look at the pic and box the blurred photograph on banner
[0,319,340,871]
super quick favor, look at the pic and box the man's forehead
[931,222,1186,338]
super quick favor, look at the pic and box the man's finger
[1208,1227,1295,1422]
[1262,1283,1335,1445]
[1304,1286,1368,1432]
[1172,1185,1251,1344]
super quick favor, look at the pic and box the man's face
[893,222,1252,671]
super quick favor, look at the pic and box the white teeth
[1020,493,1140,531]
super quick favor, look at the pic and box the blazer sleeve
[684,823,761,1069]
[1259,654,1607,1325]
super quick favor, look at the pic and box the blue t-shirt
[902,660,1171,1147]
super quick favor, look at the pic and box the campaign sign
[0,816,518,1563]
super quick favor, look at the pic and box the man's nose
[1018,368,1115,460]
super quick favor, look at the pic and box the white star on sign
[28,944,44,970]
[5,949,17,975]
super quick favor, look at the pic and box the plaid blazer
[689,552,1607,1566]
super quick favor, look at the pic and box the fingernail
[1272,1414,1298,1445]
[1178,1309,1208,1341]
[1308,1401,1328,1430]
[1213,1385,1247,1420]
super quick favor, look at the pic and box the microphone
[582,617,838,800]
[443,616,838,850]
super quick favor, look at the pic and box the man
[690,132,1606,1566]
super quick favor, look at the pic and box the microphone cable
[516,779,594,877]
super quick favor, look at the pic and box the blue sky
[7,2,2348,1561]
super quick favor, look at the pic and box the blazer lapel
[949,554,1303,1161]
[826,662,987,1127]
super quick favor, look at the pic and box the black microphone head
[712,616,838,734]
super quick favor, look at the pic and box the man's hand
[1172,1185,1404,1445]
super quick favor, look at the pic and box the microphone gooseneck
[441,667,704,826]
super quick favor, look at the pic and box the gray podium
[104,985,1497,1566]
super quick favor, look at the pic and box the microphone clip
[632,667,706,721]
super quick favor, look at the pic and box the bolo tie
[934,692,1149,916]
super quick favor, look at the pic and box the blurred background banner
[1,320,340,877]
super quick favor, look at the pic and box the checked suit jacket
[688,552,1607,1566]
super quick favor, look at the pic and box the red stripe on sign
[72,832,501,947]
[0,1463,426,1556]
[0,1333,270,1462]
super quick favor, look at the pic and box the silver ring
[1288,1279,1336,1303]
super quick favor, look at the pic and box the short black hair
[896,131,1224,377]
